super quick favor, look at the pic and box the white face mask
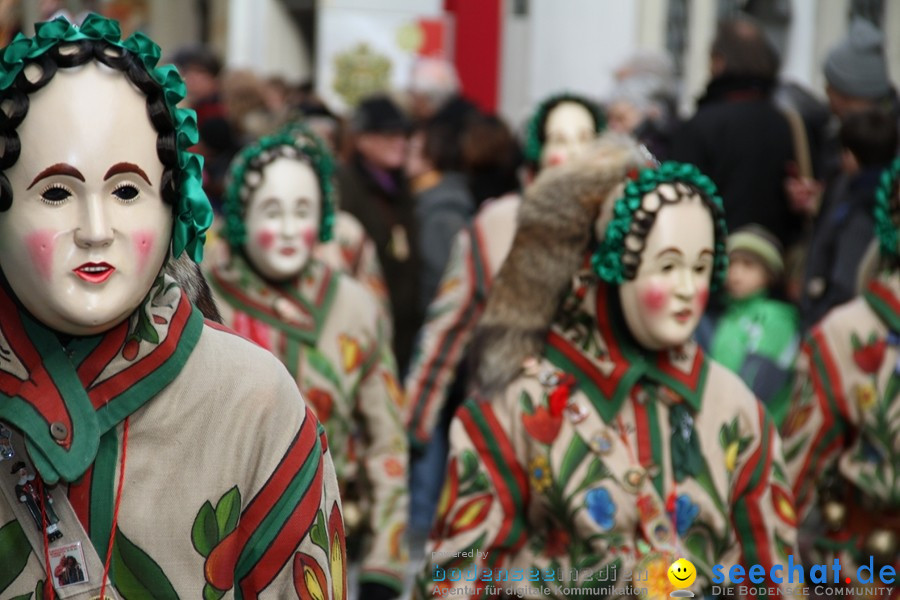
[540,101,597,168]
[618,187,715,350]
[0,62,171,336]
[243,157,321,282]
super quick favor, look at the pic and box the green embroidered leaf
[558,435,589,484]
[519,390,535,415]
[310,510,328,553]
[851,332,861,350]
[34,580,44,600]
[784,438,807,463]
[583,459,609,484]
[0,520,31,593]
[467,472,490,494]
[111,527,180,598]
[137,309,160,345]
[203,582,226,600]
[9,594,31,600]
[214,486,241,539]
[305,347,344,395]
[191,500,219,558]
[459,449,479,483]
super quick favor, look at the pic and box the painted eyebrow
[27,163,85,190]
[104,162,151,185]
[655,247,684,258]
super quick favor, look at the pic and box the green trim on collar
[545,282,706,424]
[863,277,900,333]
[209,257,340,348]
[0,280,203,484]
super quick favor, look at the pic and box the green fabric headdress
[0,13,212,262]
[223,123,336,249]
[874,156,900,264]
[593,161,729,293]
[523,92,606,164]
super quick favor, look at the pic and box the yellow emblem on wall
[332,43,392,109]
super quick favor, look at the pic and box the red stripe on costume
[410,233,480,441]
[631,395,653,467]
[238,434,325,598]
[548,330,631,400]
[735,404,776,569]
[88,294,192,408]
[868,279,900,315]
[790,338,841,510]
[655,345,705,390]
[0,289,72,432]
[472,222,494,290]
[204,409,319,592]
[67,465,94,532]
[458,405,528,557]
[77,323,127,388]
[811,329,849,418]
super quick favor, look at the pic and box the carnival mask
[618,185,714,350]
[0,62,171,336]
[243,157,321,282]
[540,101,597,168]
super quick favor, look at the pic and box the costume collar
[545,276,707,423]
[0,273,203,484]
[863,273,900,333]
[209,254,338,346]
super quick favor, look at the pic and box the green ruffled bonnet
[593,161,729,293]
[874,156,900,264]
[222,123,336,249]
[0,13,212,262]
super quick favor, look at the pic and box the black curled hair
[523,92,606,165]
[617,181,728,286]
[0,39,178,211]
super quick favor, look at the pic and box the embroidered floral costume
[416,149,797,599]
[0,16,344,599]
[211,129,409,594]
[782,159,900,596]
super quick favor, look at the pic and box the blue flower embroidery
[586,488,616,531]
[675,494,699,536]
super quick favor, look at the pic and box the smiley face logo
[667,558,697,589]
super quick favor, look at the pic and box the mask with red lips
[0,63,171,336]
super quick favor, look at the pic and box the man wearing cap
[337,95,422,375]
[824,17,898,122]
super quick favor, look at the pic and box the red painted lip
[74,262,115,283]
[279,247,298,256]
[673,310,692,323]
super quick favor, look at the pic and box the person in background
[800,108,898,332]
[337,95,422,376]
[171,44,238,212]
[406,121,476,313]
[671,16,799,247]
[607,49,680,160]
[782,156,900,600]
[707,225,799,424]
[785,17,899,223]
[460,113,522,208]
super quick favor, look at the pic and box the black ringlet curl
[0,38,178,211]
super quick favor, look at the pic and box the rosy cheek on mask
[301,228,317,249]
[255,230,276,250]
[639,283,669,314]
[695,287,710,312]
[25,230,56,281]
[133,230,156,273]
[547,152,566,167]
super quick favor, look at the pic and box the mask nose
[74,193,113,248]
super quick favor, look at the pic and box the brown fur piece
[165,253,223,323]
[469,134,648,397]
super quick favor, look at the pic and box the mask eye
[40,184,72,205]
[112,183,139,203]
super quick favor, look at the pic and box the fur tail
[470,133,648,397]
[165,253,223,323]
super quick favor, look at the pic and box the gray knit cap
[824,18,891,99]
